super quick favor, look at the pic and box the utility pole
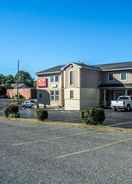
[16,59,20,103]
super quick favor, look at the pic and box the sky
[0,0,132,77]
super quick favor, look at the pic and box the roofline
[36,61,132,75]
[36,70,62,76]
[101,67,132,71]
[62,63,101,71]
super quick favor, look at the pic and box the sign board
[37,78,48,88]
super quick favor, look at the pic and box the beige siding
[79,68,101,109]
[64,64,80,88]
[80,69,101,88]
[37,73,63,107]
[64,64,81,110]
[64,64,101,110]
[80,88,100,109]
[64,88,80,110]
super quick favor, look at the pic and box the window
[55,75,59,82]
[108,72,114,80]
[50,75,59,82]
[55,90,59,101]
[70,90,74,99]
[50,76,54,82]
[120,72,127,81]
[50,90,55,101]
[70,71,74,85]
[50,90,59,101]
[119,96,129,100]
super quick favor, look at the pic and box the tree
[0,74,5,85]
[15,70,33,87]
[0,86,6,96]
[4,75,14,88]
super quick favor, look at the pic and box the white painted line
[12,132,89,146]
[111,121,132,127]
[56,137,132,159]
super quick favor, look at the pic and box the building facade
[36,61,132,110]
[37,65,65,108]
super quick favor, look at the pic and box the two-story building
[36,61,132,110]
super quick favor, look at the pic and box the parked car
[111,96,132,111]
[22,100,35,108]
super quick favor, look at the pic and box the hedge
[80,107,105,125]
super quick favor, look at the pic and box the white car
[22,100,34,108]
[111,96,132,111]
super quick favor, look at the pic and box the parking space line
[111,121,132,127]
[56,137,132,159]
[12,132,90,146]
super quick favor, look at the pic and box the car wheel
[114,107,117,111]
[127,104,131,112]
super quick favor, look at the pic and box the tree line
[0,70,34,89]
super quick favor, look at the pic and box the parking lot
[1,120,132,183]
[20,109,132,128]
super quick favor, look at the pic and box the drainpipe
[104,89,107,107]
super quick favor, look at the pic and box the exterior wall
[80,69,102,88]
[64,65,102,110]
[80,68,101,109]
[64,88,80,110]
[37,73,64,107]
[64,64,81,110]
[80,88,100,109]
[7,88,36,99]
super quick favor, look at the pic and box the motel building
[36,61,132,110]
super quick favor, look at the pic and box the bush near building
[4,103,20,118]
[36,108,48,121]
[80,107,105,125]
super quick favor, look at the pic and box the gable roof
[37,65,65,75]
[63,62,101,71]
[74,62,101,70]
[36,61,132,75]
[97,61,132,71]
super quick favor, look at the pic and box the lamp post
[16,59,20,103]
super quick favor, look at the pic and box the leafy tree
[0,74,5,85]
[15,70,33,87]
[4,75,14,88]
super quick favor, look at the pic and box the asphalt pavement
[0,120,132,183]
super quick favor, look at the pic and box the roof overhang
[36,71,61,76]
[102,67,132,72]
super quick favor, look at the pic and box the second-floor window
[120,72,127,81]
[50,76,54,82]
[55,75,59,82]
[50,75,59,82]
[70,71,74,85]
[108,72,114,80]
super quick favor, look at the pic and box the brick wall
[7,88,36,99]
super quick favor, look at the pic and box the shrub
[4,103,20,118]
[36,108,48,121]
[80,107,105,125]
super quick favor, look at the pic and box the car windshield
[118,97,129,100]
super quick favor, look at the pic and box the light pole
[16,59,20,103]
